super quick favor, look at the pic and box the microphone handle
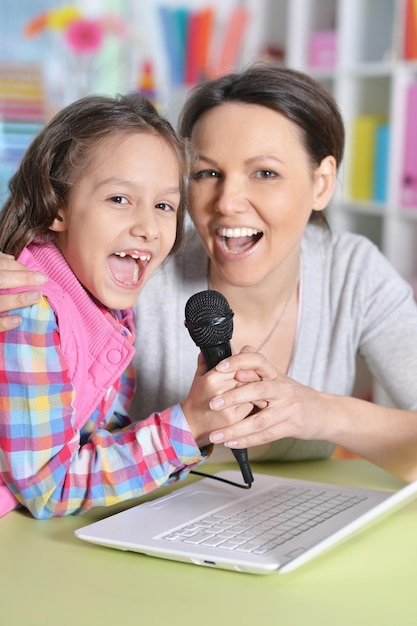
[201,342,232,370]
[231,449,253,487]
[202,342,253,487]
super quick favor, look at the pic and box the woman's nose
[215,178,248,215]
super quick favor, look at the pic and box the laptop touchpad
[148,489,231,514]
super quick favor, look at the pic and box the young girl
[0,93,251,519]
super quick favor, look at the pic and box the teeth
[114,251,151,261]
[217,227,261,238]
[133,263,139,283]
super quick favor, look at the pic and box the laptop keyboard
[161,485,367,555]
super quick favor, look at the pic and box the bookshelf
[272,0,417,289]
[0,0,128,203]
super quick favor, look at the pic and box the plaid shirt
[0,296,205,519]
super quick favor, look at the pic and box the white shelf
[269,0,417,281]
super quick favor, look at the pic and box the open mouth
[216,227,263,255]
[107,250,151,287]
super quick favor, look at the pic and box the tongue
[108,255,139,285]
[226,236,255,253]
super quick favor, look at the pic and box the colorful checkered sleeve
[0,298,206,519]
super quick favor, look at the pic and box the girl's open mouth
[107,250,151,287]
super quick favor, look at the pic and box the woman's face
[188,102,335,287]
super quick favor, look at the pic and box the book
[403,0,417,60]
[184,10,201,85]
[208,6,249,79]
[184,7,215,84]
[350,115,385,201]
[401,82,417,207]
[158,6,188,86]
[373,123,390,203]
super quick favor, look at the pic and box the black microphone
[184,289,253,487]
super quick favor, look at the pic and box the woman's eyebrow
[244,155,284,166]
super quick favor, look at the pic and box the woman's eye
[110,195,128,204]
[255,170,278,179]
[193,169,219,180]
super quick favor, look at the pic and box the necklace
[256,275,299,352]
[208,273,299,352]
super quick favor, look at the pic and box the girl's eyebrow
[94,177,180,195]
[94,177,137,189]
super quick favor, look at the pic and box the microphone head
[184,290,234,348]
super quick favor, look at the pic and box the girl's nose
[129,206,159,241]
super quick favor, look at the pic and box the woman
[1,63,417,481]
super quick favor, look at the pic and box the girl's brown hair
[0,92,187,257]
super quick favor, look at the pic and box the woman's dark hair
[179,62,345,223]
[0,92,186,257]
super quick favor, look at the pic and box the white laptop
[75,470,417,575]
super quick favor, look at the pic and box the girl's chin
[94,283,143,311]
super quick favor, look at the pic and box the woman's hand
[206,346,330,448]
[204,346,417,482]
[0,252,47,330]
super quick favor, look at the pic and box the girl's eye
[193,169,220,180]
[110,195,128,204]
[155,202,175,212]
[255,170,278,179]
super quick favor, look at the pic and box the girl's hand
[181,353,255,448]
[0,253,47,330]
[207,347,329,449]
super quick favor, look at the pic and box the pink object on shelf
[308,30,337,70]
[207,6,249,79]
[401,82,417,208]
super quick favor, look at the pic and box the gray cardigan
[131,222,417,461]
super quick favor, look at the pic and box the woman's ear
[49,209,67,233]
[312,155,337,212]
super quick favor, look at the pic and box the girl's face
[50,132,180,310]
[188,102,335,288]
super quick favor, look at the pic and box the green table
[1,460,416,626]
